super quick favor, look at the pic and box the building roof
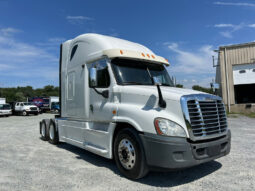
[219,41,255,49]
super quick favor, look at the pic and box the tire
[40,120,49,141]
[22,110,28,116]
[114,128,148,180]
[48,120,59,145]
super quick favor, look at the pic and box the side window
[20,103,24,106]
[16,103,19,106]
[239,70,246,74]
[67,71,75,100]
[70,44,78,61]
[89,59,110,88]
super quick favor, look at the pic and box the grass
[227,112,255,118]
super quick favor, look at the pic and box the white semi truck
[40,34,231,179]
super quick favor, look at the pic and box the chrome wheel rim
[41,123,46,137]
[118,138,136,170]
[49,124,54,140]
[23,111,26,116]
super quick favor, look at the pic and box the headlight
[154,118,187,137]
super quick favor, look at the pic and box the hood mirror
[153,76,161,86]
[152,77,166,108]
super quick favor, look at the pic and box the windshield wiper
[161,83,171,87]
[121,82,144,85]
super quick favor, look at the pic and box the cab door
[15,103,20,111]
[88,59,114,122]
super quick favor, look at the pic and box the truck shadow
[57,143,222,187]
[137,161,222,187]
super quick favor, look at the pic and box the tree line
[176,84,214,94]
[0,85,59,102]
[0,84,214,103]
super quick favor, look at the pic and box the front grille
[187,99,227,137]
[30,107,37,111]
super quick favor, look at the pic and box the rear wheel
[40,120,49,141]
[48,120,59,144]
[40,119,50,141]
[114,128,148,180]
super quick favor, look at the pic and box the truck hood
[118,85,207,101]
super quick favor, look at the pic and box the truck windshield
[0,104,11,110]
[111,58,174,86]
[24,102,34,106]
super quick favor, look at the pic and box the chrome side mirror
[89,68,97,87]
[153,76,161,86]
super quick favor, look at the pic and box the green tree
[0,85,59,102]
[176,84,183,88]
[192,85,214,94]
[15,92,26,102]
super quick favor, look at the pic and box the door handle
[90,104,93,113]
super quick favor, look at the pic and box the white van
[40,34,231,179]
[0,103,12,117]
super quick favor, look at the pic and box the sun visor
[103,49,170,66]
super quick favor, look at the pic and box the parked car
[0,103,12,117]
[14,102,39,116]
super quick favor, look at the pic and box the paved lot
[0,114,254,191]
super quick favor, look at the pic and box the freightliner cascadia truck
[39,34,231,179]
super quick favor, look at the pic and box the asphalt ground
[0,114,254,191]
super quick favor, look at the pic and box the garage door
[232,63,255,85]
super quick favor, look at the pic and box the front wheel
[114,128,148,180]
[22,110,28,116]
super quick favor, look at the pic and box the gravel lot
[0,114,254,191]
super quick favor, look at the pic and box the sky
[0,0,255,88]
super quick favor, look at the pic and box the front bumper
[0,111,12,116]
[140,130,231,170]
[26,110,39,114]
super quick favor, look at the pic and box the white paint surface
[233,63,255,85]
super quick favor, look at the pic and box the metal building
[215,42,255,113]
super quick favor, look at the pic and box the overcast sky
[1,0,255,88]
